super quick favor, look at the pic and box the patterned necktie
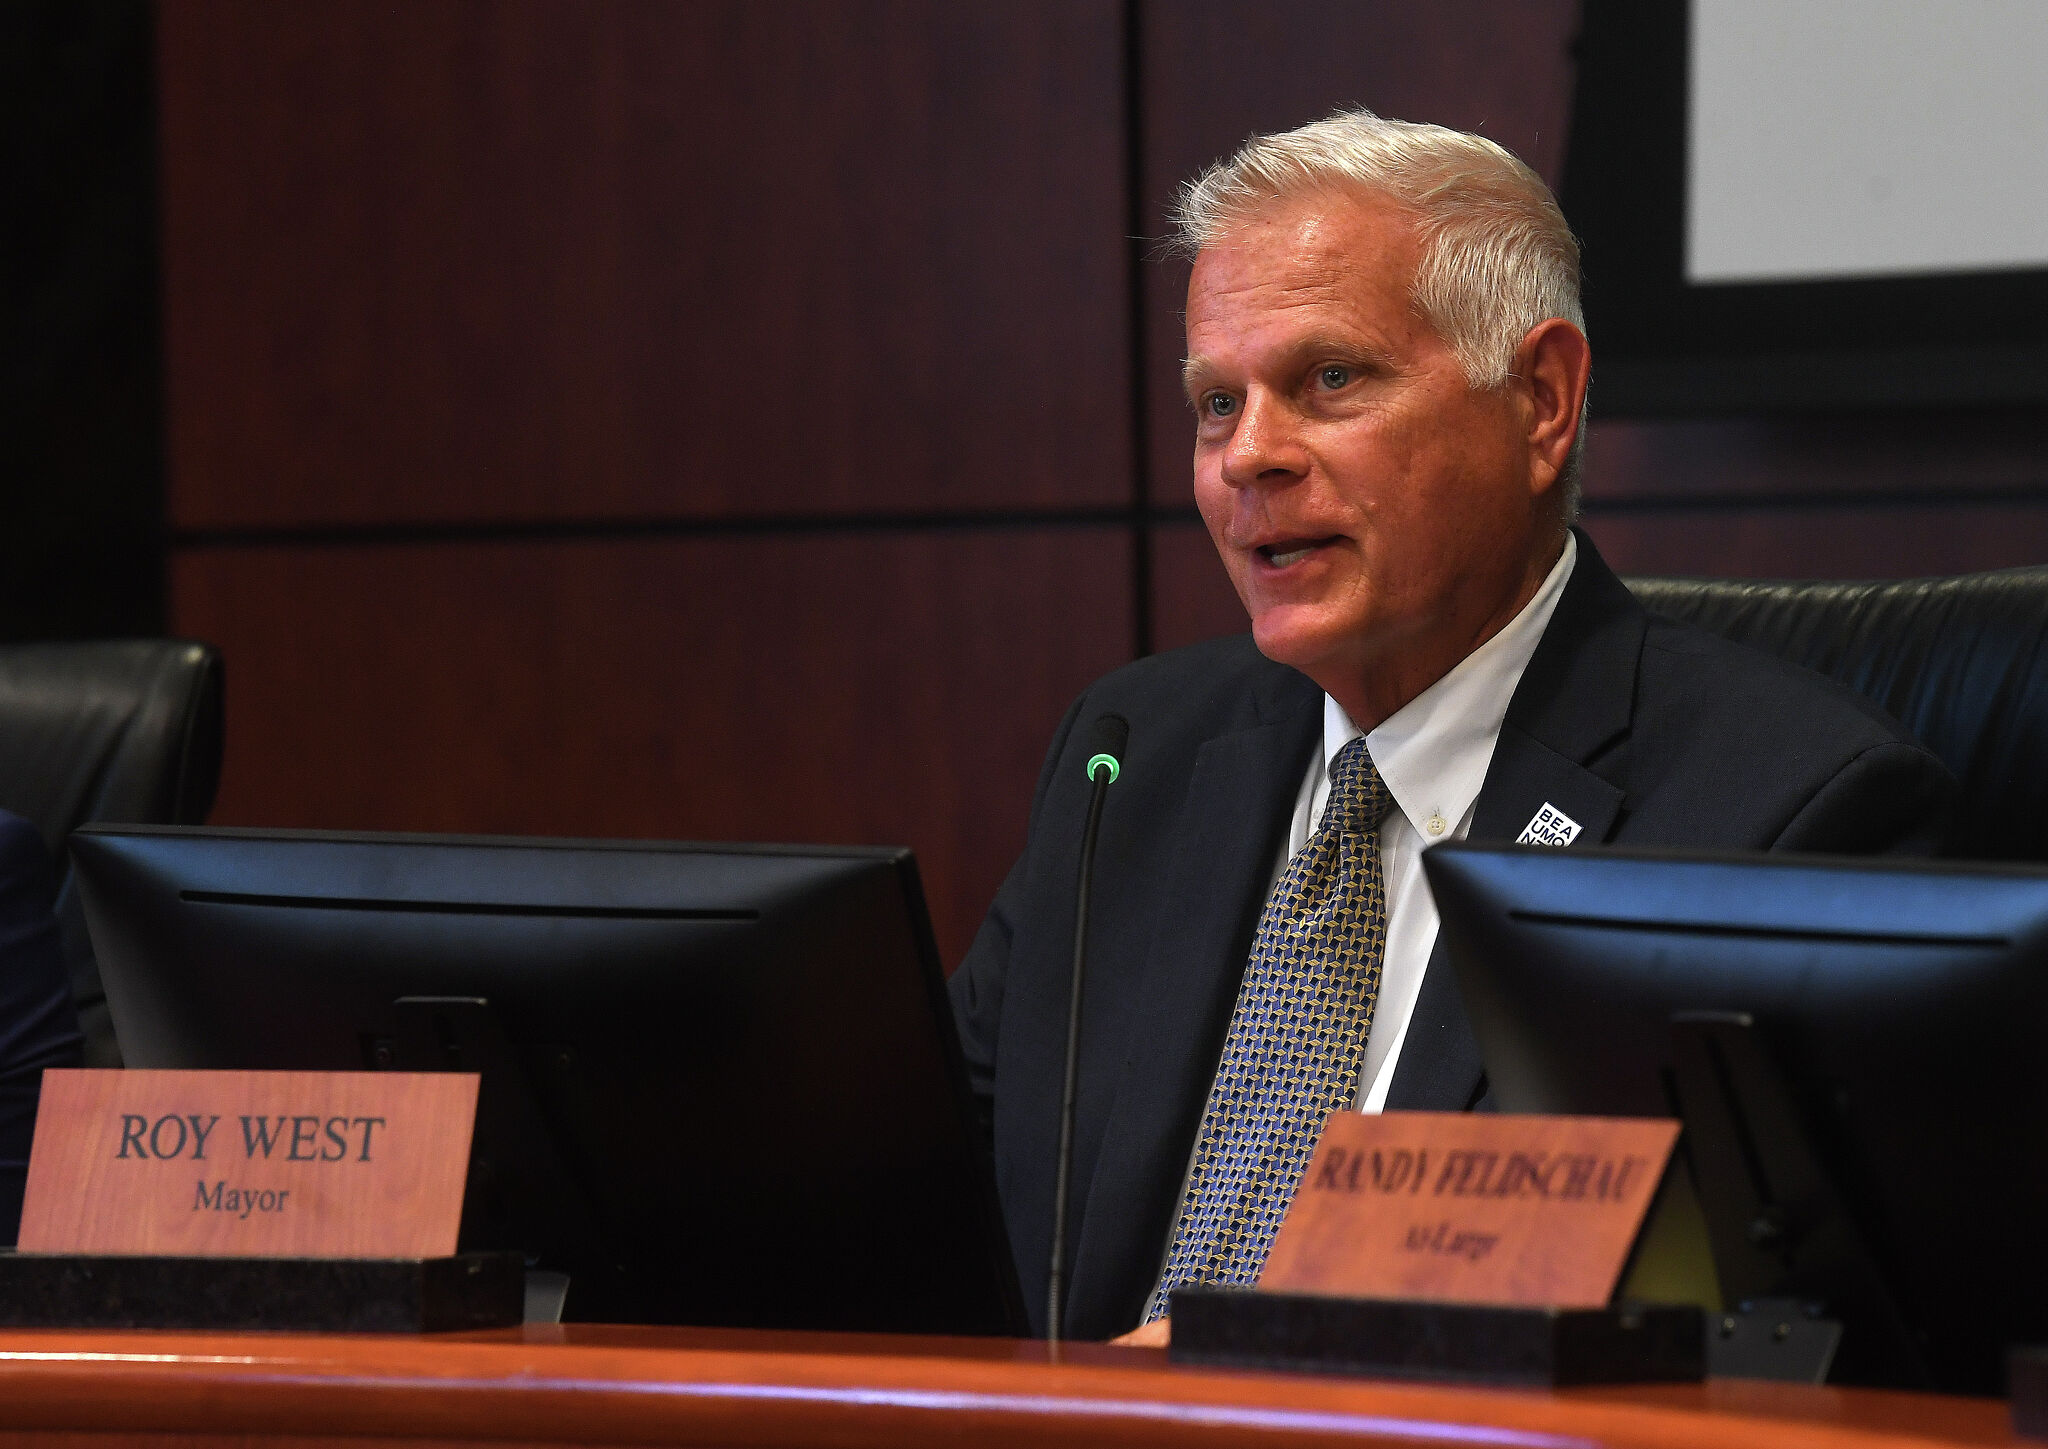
[1149,736,1394,1317]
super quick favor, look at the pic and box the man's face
[1185,192,1553,699]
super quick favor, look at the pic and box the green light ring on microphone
[1085,753,1121,783]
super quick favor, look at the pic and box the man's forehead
[1184,196,1419,366]
[1186,245,1366,314]
[1271,201,1385,257]
[1198,191,1417,273]
[1190,196,1414,311]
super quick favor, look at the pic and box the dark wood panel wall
[159,1,2048,961]
[162,0,1133,526]
[158,0,1136,966]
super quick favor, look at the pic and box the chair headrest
[0,638,224,846]
[1626,569,2048,861]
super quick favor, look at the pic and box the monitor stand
[1665,1011,1926,1387]
[371,996,612,1318]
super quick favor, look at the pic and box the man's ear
[1512,319,1591,499]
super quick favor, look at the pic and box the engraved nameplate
[17,1069,477,1259]
[1258,1111,1679,1309]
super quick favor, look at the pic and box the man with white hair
[948,110,1952,1341]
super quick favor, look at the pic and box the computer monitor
[1423,843,2048,1394]
[71,825,1025,1336]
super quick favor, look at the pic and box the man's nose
[1219,390,1309,489]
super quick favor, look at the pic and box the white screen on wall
[1687,0,2048,284]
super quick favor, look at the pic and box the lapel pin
[1517,802,1582,847]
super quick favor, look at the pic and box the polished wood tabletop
[0,1323,2025,1448]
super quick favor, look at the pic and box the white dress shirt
[1275,532,1578,1112]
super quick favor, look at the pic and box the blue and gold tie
[1149,736,1394,1316]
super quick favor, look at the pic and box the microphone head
[1084,714,1129,783]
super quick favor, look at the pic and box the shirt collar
[1320,532,1579,837]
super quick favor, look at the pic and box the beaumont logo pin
[1517,803,1581,847]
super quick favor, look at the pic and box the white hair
[1172,108,1589,513]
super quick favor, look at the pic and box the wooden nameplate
[1166,1112,1698,1384]
[18,1069,477,1258]
[12,1070,517,1331]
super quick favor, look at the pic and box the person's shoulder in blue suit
[0,809,85,1242]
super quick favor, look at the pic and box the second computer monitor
[74,825,1024,1335]
[1425,843,2048,1392]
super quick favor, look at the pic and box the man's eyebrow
[1182,333,1390,403]
[1280,331,1386,368]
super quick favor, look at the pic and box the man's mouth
[1255,537,1340,568]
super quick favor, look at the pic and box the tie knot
[1325,737,1393,836]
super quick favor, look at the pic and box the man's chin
[1247,611,1346,677]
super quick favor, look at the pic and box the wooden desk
[0,1325,2024,1448]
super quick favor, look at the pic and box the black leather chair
[0,640,224,1065]
[1625,566,2048,862]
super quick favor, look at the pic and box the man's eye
[1319,365,1352,389]
[1205,393,1238,419]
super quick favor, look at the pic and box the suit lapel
[1386,531,1646,1112]
[1068,674,1320,1332]
[1468,723,1627,845]
[1488,530,1648,799]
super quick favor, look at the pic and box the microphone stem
[1048,769,1111,1344]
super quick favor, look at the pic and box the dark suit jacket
[949,532,1955,1339]
[0,809,85,1243]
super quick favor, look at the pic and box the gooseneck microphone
[1047,712,1128,1344]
